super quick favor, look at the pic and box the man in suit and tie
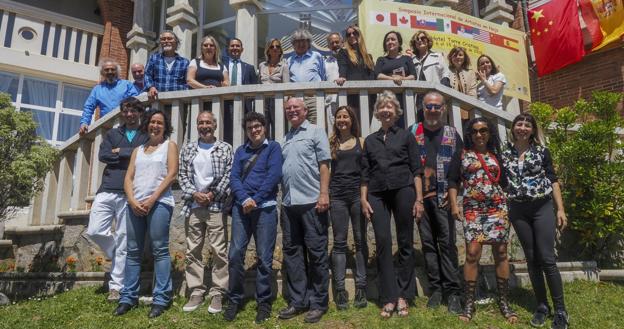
[222,38,258,144]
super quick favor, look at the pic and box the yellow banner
[358,0,531,101]
[590,0,624,50]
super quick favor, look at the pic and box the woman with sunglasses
[258,38,289,137]
[448,117,517,324]
[187,35,229,89]
[335,25,375,86]
[476,54,506,111]
[501,113,569,329]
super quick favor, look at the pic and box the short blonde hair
[374,90,403,117]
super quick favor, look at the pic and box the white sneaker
[182,295,205,312]
[208,295,223,314]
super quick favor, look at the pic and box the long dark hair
[463,117,501,155]
[344,25,374,70]
[511,113,544,146]
[329,106,360,160]
[477,54,499,75]
[141,108,173,140]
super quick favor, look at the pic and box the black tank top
[330,138,362,199]
[195,58,225,87]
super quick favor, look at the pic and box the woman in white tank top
[115,109,179,319]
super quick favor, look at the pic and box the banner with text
[359,0,531,101]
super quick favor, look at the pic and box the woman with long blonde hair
[186,35,229,88]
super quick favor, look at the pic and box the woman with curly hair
[448,117,517,324]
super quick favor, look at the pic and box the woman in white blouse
[476,54,506,111]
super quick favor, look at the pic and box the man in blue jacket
[223,112,282,323]
[85,97,149,302]
[79,58,138,135]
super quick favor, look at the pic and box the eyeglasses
[246,123,264,131]
[472,128,489,135]
[269,45,281,49]
[416,36,428,42]
[347,31,359,37]
[424,103,444,110]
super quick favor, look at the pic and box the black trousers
[418,196,462,297]
[368,185,416,304]
[281,203,330,311]
[330,193,368,290]
[509,198,566,312]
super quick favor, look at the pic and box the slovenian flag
[413,16,445,32]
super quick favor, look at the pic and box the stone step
[0,240,12,248]
[599,269,624,282]
[3,225,64,236]
[57,210,90,224]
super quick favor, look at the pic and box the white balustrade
[28,81,515,226]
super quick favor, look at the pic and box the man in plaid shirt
[178,111,233,314]
[145,30,189,99]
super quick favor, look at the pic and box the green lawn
[0,280,622,329]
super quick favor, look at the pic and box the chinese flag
[529,0,585,76]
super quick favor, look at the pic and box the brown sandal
[459,280,477,323]
[380,303,395,319]
[496,276,518,324]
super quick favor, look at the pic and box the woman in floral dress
[448,117,517,323]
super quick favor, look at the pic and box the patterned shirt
[179,139,233,216]
[144,52,189,92]
[501,143,558,202]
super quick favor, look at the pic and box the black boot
[460,280,477,322]
[496,276,518,322]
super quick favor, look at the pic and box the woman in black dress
[186,35,229,89]
[329,105,368,310]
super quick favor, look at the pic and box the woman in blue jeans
[114,108,179,318]
[328,105,368,310]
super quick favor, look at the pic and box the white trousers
[86,192,128,291]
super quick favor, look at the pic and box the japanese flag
[370,11,391,25]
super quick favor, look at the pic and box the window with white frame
[0,70,90,145]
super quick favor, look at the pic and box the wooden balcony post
[212,97,223,140]
[233,95,244,147]
[274,93,285,141]
[359,90,370,137]
[70,140,92,212]
[189,98,200,142]
[450,99,463,137]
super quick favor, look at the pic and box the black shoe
[335,290,349,310]
[447,294,462,315]
[551,310,569,329]
[255,302,272,324]
[353,288,367,308]
[278,305,306,320]
[113,303,135,316]
[427,291,443,309]
[223,302,239,322]
[304,309,326,323]
[530,305,551,327]
[148,304,167,318]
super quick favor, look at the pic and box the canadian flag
[395,13,412,28]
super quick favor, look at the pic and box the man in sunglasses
[409,91,463,315]
[86,97,149,302]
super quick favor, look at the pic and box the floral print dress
[458,150,510,243]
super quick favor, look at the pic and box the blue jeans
[120,202,173,306]
[227,205,277,305]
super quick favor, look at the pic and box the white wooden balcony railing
[27,81,516,226]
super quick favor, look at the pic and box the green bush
[530,91,624,267]
[0,92,58,222]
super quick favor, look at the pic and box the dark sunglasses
[269,44,281,49]
[472,128,490,135]
[424,103,443,110]
[347,31,359,37]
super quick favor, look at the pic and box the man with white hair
[79,58,137,135]
[287,29,327,124]
[145,30,189,100]
[278,97,331,324]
